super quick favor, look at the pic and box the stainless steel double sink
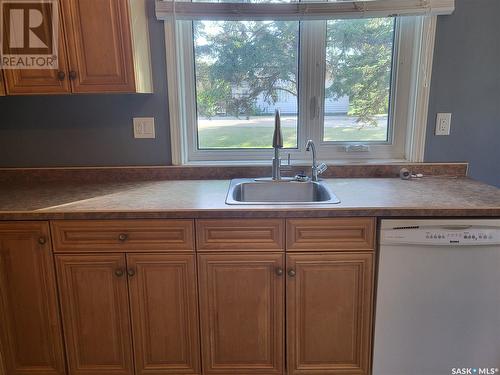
[226,178,340,205]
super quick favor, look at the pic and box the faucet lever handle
[317,163,328,175]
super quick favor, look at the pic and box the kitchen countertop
[1,177,499,220]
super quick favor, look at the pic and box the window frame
[165,14,437,165]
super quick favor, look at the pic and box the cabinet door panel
[3,2,71,94]
[198,253,284,375]
[0,71,6,95]
[0,222,65,375]
[56,254,133,375]
[127,254,201,375]
[286,253,374,375]
[62,0,135,93]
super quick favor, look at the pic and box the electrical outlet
[133,117,155,139]
[435,113,452,136]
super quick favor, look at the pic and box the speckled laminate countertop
[0,177,499,220]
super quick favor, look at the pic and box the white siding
[255,91,349,114]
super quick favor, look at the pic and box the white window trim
[165,15,436,165]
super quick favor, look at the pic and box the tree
[194,18,394,126]
[194,20,298,118]
[325,18,394,126]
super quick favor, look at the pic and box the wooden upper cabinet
[3,0,152,95]
[198,253,284,375]
[0,222,65,375]
[0,71,6,95]
[56,254,134,375]
[127,254,201,375]
[61,0,152,93]
[286,253,374,375]
[3,1,71,95]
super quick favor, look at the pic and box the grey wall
[1,0,499,188]
[425,0,500,187]
[0,0,171,167]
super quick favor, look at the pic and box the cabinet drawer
[286,218,375,251]
[51,220,194,252]
[196,219,284,251]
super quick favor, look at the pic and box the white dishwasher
[373,219,500,375]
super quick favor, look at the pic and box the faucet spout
[305,139,327,181]
[271,110,289,180]
[272,109,283,149]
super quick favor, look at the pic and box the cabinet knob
[288,269,296,277]
[115,269,124,277]
[127,269,136,277]
[38,237,47,245]
[68,71,77,80]
[275,267,284,276]
[57,71,65,81]
[118,233,128,242]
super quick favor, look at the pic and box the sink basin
[226,178,340,205]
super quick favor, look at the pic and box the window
[323,18,394,143]
[161,1,450,164]
[194,20,299,149]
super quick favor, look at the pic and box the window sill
[181,158,411,167]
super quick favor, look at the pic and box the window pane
[323,18,395,142]
[194,20,299,149]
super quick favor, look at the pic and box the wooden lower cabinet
[0,222,66,375]
[56,252,201,375]
[0,218,376,375]
[198,253,285,375]
[286,253,374,375]
[127,254,201,375]
[56,254,134,375]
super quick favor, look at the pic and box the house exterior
[255,90,349,115]
[230,84,350,116]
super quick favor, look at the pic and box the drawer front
[51,220,194,252]
[286,218,375,251]
[196,219,284,251]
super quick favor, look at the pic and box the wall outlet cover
[133,117,156,139]
[435,113,452,136]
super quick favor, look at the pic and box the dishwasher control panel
[424,230,496,243]
[381,223,500,246]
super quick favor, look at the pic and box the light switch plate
[133,117,156,139]
[435,113,452,136]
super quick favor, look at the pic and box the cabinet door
[0,222,65,375]
[3,2,71,95]
[198,253,284,375]
[0,71,5,95]
[127,254,201,375]
[56,254,133,375]
[286,253,374,375]
[61,0,135,93]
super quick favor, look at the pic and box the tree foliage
[325,18,394,125]
[194,18,394,125]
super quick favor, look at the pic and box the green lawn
[198,125,387,149]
